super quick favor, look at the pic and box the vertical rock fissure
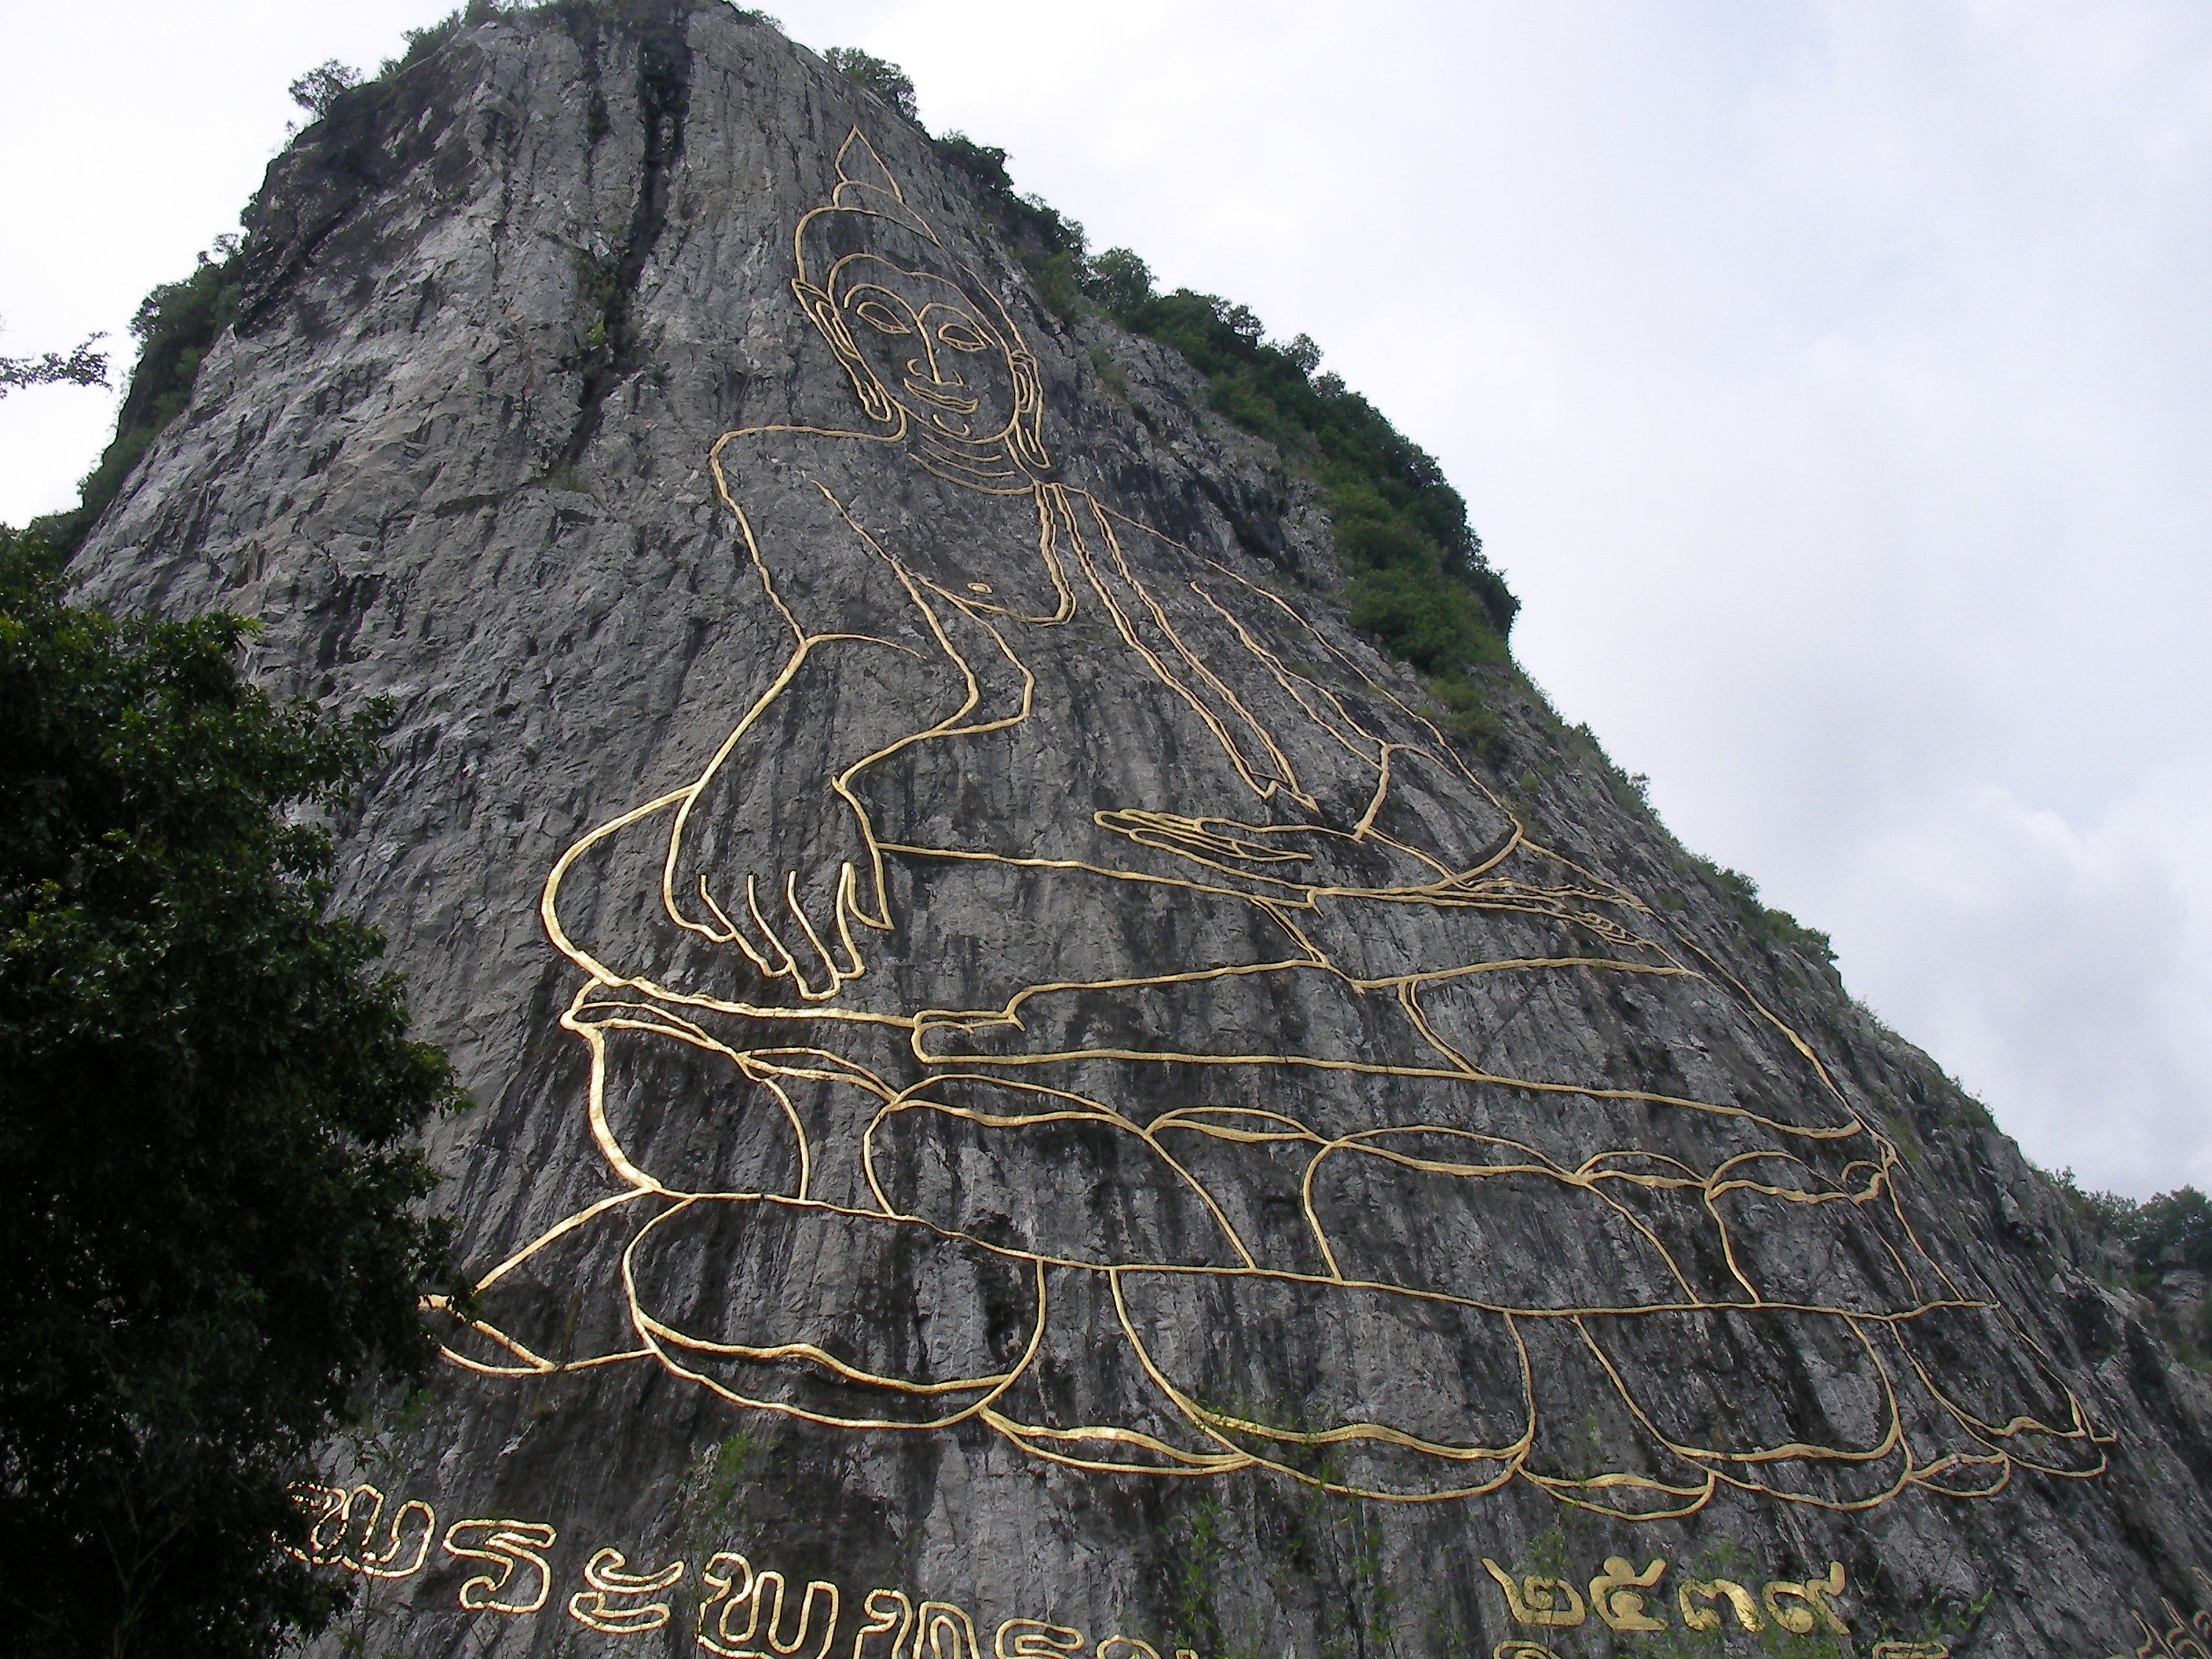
[561,11,693,471]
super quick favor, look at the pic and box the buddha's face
[827,255,1020,442]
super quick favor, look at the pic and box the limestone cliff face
[69,5,2212,1655]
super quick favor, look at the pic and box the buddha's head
[793,131,1049,478]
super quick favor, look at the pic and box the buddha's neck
[904,427,1034,494]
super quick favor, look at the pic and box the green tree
[285,59,361,120]
[1082,247,1155,314]
[826,46,918,123]
[2131,1187,2212,1276]
[34,241,245,560]
[0,528,463,1659]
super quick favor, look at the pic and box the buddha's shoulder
[709,422,899,479]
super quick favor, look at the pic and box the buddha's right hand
[674,775,890,1002]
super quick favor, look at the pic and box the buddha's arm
[666,441,971,998]
[1082,502,1525,888]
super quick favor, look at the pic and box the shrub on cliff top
[32,240,244,561]
[828,46,920,125]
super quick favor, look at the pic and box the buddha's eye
[851,298,910,335]
[936,318,991,353]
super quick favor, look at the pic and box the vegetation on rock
[286,59,362,119]
[2061,1177,2212,1363]
[827,46,920,126]
[32,243,244,561]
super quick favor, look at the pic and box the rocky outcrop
[71,5,2212,1654]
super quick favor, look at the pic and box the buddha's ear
[793,279,897,426]
[969,275,1045,456]
[1007,350,1051,473]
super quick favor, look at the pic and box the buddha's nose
[911,359,960,386]
[910,337,959,386]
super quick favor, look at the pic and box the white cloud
[1840,767,2212,1195]
[0,0,459,522]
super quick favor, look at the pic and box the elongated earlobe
[1008,351,1050,471]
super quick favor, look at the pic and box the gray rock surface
[69,5,2212,1655]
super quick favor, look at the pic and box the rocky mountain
[66,4,2212,1654]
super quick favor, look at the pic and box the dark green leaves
[827,47,920,126]
[0,336,108,397]
[1113,287,1517,672]
[0,530,462,1659]
[31,243,245,561]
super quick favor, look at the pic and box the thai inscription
[295,1485,1196,1657]
[446,1518,558,1616]
[1481,1555,1847,1639]
[296,1485,1901,1654]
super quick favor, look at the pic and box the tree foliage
[2055,1176,2212,1362]
[32,242,245,561]
[0,335,108,398]
[2078,1184,2212,1284]
[2133,1188,2212,1277]
[0,529,463,1659]
[1082,247,1154,317]
[286,59,362,119]
[826,47,918,125]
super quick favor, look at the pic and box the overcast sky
[2,0,2205,1196]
